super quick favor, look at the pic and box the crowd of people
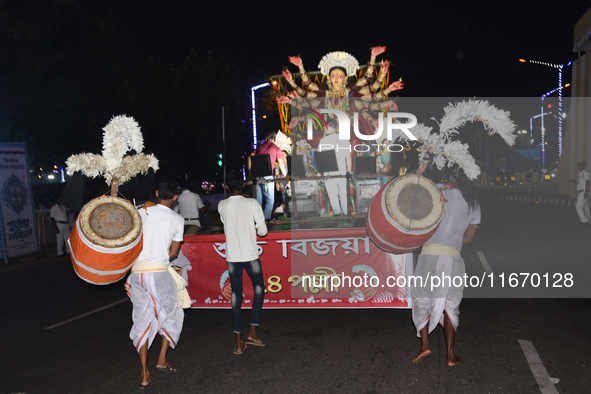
[52,141,587,388]
[124,171,268,388]
[120,166,481,390]
[51,149,588,386]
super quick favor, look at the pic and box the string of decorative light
[251,82,270,149]
[519,59,572,159]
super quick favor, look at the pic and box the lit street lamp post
[529,112,548,170]
[251,82,270,149]
[519,59,572,159]
[517,129,529,149]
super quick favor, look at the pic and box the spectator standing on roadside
[573,161,590,226]
[176,181,210,234]
[49,196,70,257]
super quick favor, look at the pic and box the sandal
[233,344,247,355]
[245,338,265,347]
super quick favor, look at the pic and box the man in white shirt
[176,181,210,233]
[218,170,268,355]
[49,196,70,256]
[318,119,352,215]
[574,161,590,226]
[125,180,185,388]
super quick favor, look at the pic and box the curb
[502,195,575,206]
[479,184,558,191]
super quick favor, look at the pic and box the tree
[0,1,246,186]
[0,0,123,169]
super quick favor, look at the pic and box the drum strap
[168,265,192,309]
[422,244,460,256]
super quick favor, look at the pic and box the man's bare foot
[412,348,432,364]
[447,356,462,367]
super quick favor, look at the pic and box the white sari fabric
[411,254,464,336]
[125,271,184,352]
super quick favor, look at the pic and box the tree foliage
[0,0,245,185]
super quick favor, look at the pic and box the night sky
[107,0,589,98]
[105,0,589,168]
[2,1,589,179]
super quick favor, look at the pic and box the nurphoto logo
[305,108,418,153]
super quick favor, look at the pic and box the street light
[251,82,270,149]
[519,59,572,158]
[518,129,529,148]
[529,112,548,169]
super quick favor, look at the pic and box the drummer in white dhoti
[386,100,516,366]
[124,179,187,388]
[411,168,480,366]
[65,116,187,387]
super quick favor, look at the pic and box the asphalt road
[1,195,590,394]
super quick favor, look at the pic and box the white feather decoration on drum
[101,115,144,176]
[388,99,516,180]
[66,115,159,186]
[65,115,160,285]
[439,99,516,146]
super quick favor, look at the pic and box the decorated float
[184,47,516,310]
[62,47,516,312]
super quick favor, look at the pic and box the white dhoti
[125,269,184,352]
[412,246,464,337]
[56,222,70,255]
[575,192,590,224]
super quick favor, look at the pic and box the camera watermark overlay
[304,108,418,141]
[295,271,578,298]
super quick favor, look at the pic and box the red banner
[183,228,412,309]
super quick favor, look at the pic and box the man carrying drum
[411,167,480,367]
[125,179,185,389]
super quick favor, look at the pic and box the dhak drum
[366,174,444,254]
[68,196,143,285]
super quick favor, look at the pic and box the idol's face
[330,69,345,89]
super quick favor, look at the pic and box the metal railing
[249,173,395,223]
[35,210,57,246]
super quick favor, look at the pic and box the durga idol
[276,46,404,136]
